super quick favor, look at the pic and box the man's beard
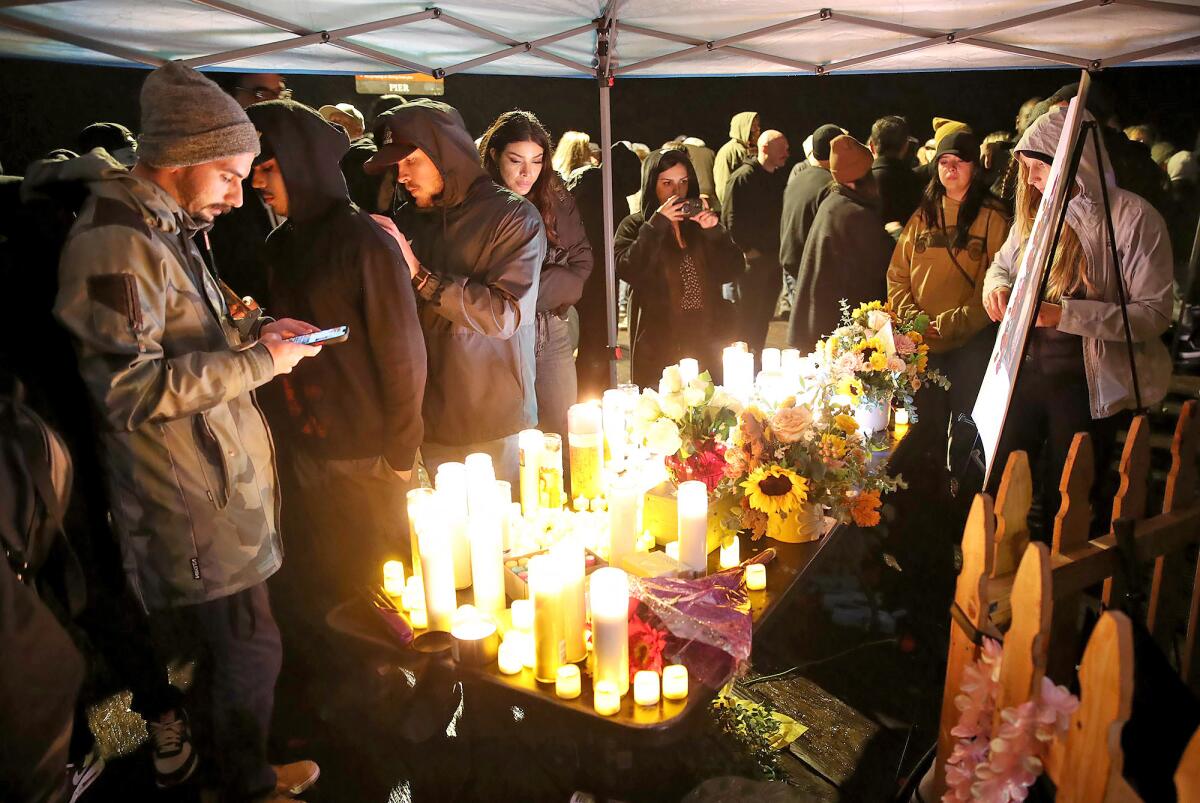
[191,203,232,222]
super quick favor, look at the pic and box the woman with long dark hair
[479,110,593,442]
[887,129,1010,420]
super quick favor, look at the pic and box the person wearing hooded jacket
[780,124,843,281]
[365,99,545,487]
[615,148,743,387]
[245,100,427,603]
[982,107,1173,532]
[714,111,760,206]
[788,135,893,353]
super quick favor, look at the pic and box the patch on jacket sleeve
[87,273,143,330]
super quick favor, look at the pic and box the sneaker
[149,709,199,788]
[67,746,105,803]
[274,760,320,797]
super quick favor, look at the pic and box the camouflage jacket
[41,152,282,610]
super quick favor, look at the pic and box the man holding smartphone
[246,99,427,606]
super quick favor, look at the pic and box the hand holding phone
[285,325,349,346]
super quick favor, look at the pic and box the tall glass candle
[406,487,435,579]
[607,475,640,567]
[538,433,564,510]
[554,534,587,663]
[590,567,629,696]
[382,560,405,597]
[602,389,628,469]
[417,509,457,632]
[678,357,699,386]
[677,480,709,573]
[761,347,782,373]
[781,348,802,377]
[469,498,505,617]
[518,429,543,515]
[567,403,604,501]
[464,452,496,517]
[434,463,473,589]
[529,554,564,683]
[722,344,754,401]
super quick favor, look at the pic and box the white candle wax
[555,664,581,699]
[719,536,741,570]
[607,475,640,567]
[745,563,767,591]
[469,507,505,618]
[781,348,802,376]
[434,464,473,589]
[590,567,629,696]
[678,358,700,386]
[636,532,656,552]
[895,408,910,426]
[567,403,604,501]
[593,680,620,716]
[409,606,428,629]
[761,347,782,373]
[406,487,435,579]
[529,554,564,683]
[518,429,544,515]
[602,389,628,469]
[665,540,680,561]
[554,535,587,663]
[633,670,661,706]
[510,599,533,632]
[402,576,424,612]
[662,664,689,700]
[382,560,405,597]
[417,508,458,632]
[465,452,496,517]
[676,480,709,573]
[498,638,524,675]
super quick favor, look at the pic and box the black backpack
[0,376,85,616]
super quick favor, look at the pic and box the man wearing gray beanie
[51,60,321,802]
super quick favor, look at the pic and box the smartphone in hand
[285,325,349,346]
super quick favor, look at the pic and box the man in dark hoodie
[365,100,545,487]
[780,124,843,281]
[788,135,893,352]
[869,115,924,234]
[246,100,427,603]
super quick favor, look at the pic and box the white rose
[660,365,684,394]
[689,371,711,392]
[683,386,706,408]
[867,309,891,332]
[645,419,683,456]
[634,391,661,423]
[709,389,742,415]
[660,392,687,420]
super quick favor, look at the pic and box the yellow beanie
[932,117,972,145]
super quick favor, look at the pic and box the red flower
[627,612,668,680]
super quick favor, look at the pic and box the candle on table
[745,563,767,591]
[469,494,505,617]
[465,452,496,517]
[636,532,656,552]
[417,506,457,632]
[450,607,499,666]
[567,402,604,501]
[498,638,524,675]
[406,487,435,579]
[761,347,781,373]
[402,576,424,612]
[602,389,628,469]
[434,463,473,589]
[529,554,564,683]
[894,408,910,426]
[781,348,802,376]
[676,480,709,573]
[678,357,700,386]
[593,681,620,716]
[665,540,680,561]
[555,665,581,699]
[518,429,543,515]
[510,599,533,632]
[409,606,428,629]
[538,433,564,510]
[383,560,405,597]
[573,496,588,512]
[719,536,741,570]
[590,567,629,696]
[607,475,640,567]
[634,670,661,706]
[554,534,587,663]
[662,664,689,700]
[722,345,755,401]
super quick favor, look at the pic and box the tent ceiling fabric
[0,0,1198,76]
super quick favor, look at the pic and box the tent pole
[599,75,618,389]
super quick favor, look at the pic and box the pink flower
[894,334,916,356]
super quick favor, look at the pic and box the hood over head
[364,99,484,209]
[1015,106,1115,206]
[246,100,349,223]
[728,111,759,145]
[637,147,700,220]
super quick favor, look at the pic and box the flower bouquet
[814,300,949,428]
[720,395,902,542]
[629,364,742,492]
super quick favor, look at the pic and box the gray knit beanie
[137,61,260,168]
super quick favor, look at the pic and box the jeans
[535,312,578,444]
[421,434,521,494]
[150,583,281,801]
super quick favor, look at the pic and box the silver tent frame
[3,0,1199,386]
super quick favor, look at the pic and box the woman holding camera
[614,147,743,386]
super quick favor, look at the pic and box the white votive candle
[665,541,680,561]
[498,638,524,675]
[719,536,741,570]
[383,560,405,597]
[593,680,620,716]
[676,480,708,573]
[409,606,428,629]
[402,576,424,612]
[895,408,910,426]
[761,347,781,373]
[678,357,700,386]
[518,429,543,515]
[745,563,767,591]
[634,670,661,707]
[555,664,582,699]
[662,664,689,700]
[510,599,533,632]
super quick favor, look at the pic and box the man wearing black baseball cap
[366,99,545,487]
[780,123,843,282]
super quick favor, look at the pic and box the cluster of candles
[721,342,812,406]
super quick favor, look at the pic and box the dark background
[2,56,1199,175]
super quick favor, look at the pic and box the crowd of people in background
[0,62,1196,803]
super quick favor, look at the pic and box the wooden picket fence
[928,400,1200,800]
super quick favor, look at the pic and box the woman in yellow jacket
[887,129,1010,427]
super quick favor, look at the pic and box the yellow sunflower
[833,414,859,434]
[836,376,864,399]
[741,466,808,516]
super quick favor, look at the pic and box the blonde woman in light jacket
[981,106,1173,531]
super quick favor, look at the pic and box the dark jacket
[614,149,743,387]
[385,100,546,446]
[779,162,832,277]
[872,154,924,228]
[722,159,787,259]
[248,101,426,472]
[207,178,275,305]
[538,184,593,314]
[787,183,893,352]
[342,135,381,212]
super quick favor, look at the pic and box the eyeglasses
[237,86,292,102]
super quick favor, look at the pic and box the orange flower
[851,491,882,528]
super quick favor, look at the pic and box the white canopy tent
[3,0,1199,378]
